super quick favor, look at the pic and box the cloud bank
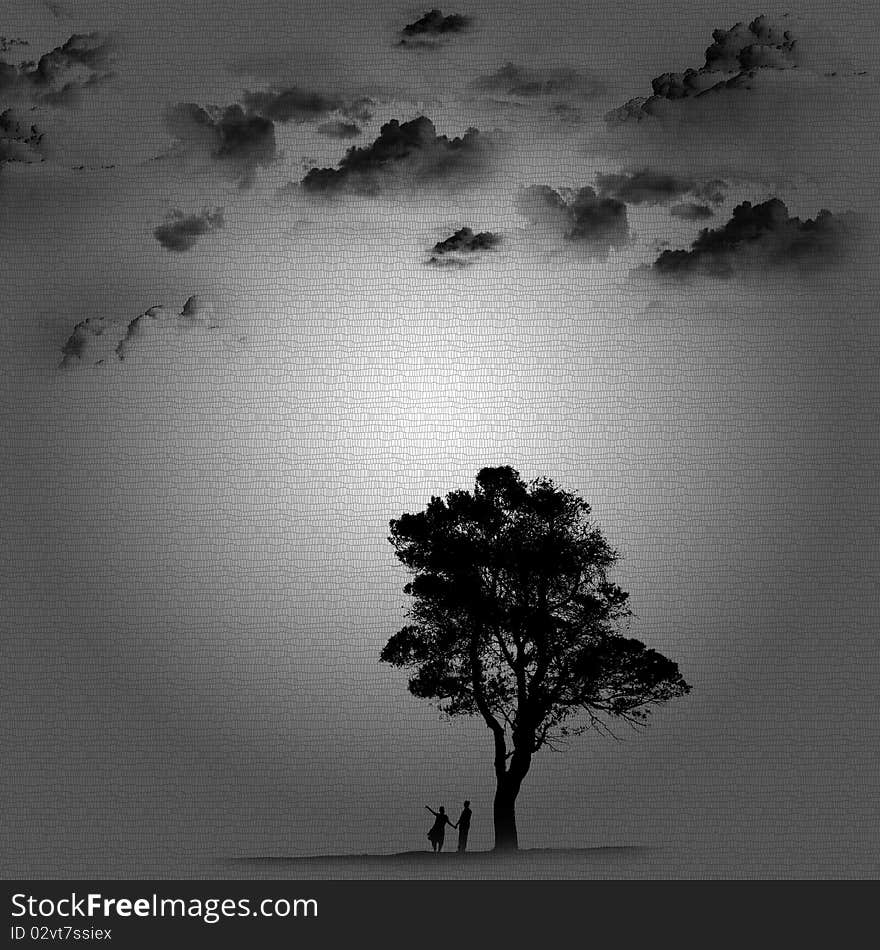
[0,37,29,54]
[428,226,500,265]
[518,185,629,254]
[606,16,798,123]
[475,62,604,100]
[317,120,361,139]
[0,109,44,166]
[669,202,714,220]
[653,198,847,276]
[300,116,484,194]
[595,168,725,206]
[60,296,219,367]
[0,32,115,107]
[399,9,470,47]
[164,84,373,185]
[153,208,224,252]
[241,87,372,125]
[165,102,277,187]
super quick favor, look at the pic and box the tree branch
[470,623,508,778]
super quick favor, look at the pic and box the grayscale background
[2,0,878,878]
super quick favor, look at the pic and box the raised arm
[425,805,439,817]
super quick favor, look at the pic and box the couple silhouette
[425,801,472,853]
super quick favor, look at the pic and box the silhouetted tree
[380,466,691,851]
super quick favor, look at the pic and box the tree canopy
[381,466,691,849]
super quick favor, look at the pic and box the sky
[2,0,879,877]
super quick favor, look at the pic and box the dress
[428,813,450,846]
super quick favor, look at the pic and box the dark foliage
[381,467,690,848]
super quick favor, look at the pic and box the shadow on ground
[222,846,654,879]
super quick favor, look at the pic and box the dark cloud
[165,103,277,187]
[42,0,71,17]
[0,37,29,53]
[241,86,343,123]
[317,120,361,139]
[427,226,500,264]
[565,189,629,245]
[0,109,45,166]
[164,88,372,184]
[343,99,375,123]
[432,227,500,254]
[595,168,726,206]
[60,296,219,368]
[606,16,797,123]
[399,9,470,46]
[0,33,115,107]
[402,8,469,35]
[240,87,372,125]
[669,202,714,220]
[474,61,605,100]
[59,316,115,368]
[116,296,217,360]
[694,179,727,205]
[519,183,567,217]
[300,116,484,195]
[518,185,629,254]
[704,16,797,71]
[653,198,846,276]
[153,208,224,252]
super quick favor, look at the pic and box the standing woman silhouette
[425,805,454,852]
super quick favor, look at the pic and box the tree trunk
[493,779,521,851]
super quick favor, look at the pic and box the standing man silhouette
[455,800,472,853]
